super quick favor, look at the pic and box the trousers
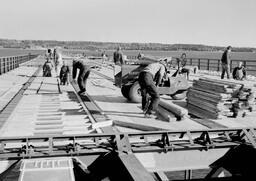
[78,70,91,91]
[138,72,160,114]
[221,63,230,79]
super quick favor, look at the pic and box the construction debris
[187,78,256,119]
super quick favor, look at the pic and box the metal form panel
[20,158,75,181]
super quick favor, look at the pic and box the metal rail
[69,72,115,133]
[0,127,255,160]
[0,54,39,75]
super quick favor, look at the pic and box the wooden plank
[187,98,220,114]
[189,87,223,101]
[113,119,165,131]
[187,103,220,119]
[118,154,156,181]
[194,80,227,92]
[187,95,222,112]
[193,84,231,99]
[191,118,227,129]
[199,77,242,88]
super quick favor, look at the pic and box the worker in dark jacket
[138,59,167,118]
[113,46,124,65]
[221,46,232,79]
[72,59,91,94]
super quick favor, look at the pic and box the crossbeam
[0,127,255,160]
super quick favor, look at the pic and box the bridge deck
[1,56,256,180]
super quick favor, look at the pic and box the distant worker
[59,61,70,85]
[138,59,167,118]
[173,53,198,80]
[43,59,54,77]
[55,48,63,77]
[232,61,246,80]
[101,51,107,68]
[45,49,53,61]
[53,48,57,63]
[113,47,124,86]
[221,46,232,79]
[113,46,124,65]
[72,59,91,94]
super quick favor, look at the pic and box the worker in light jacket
[72,59,91,94]
[138,59,167,118]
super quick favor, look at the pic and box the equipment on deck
[115,57,190,102]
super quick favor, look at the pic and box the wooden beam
[88,151,155,181]
[159,99,188,118]
[113,119,165,131]
[156,105,176,122]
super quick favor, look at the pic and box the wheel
[171,91,187,100]
[128,81,142,103]
[121,85,131,100]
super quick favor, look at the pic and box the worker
[173,53,198,80]
[113,46,124,86]
[72,59,91,94]
[43,59,54,77]
[55,48,63,77]
[221,46,232,79]
[232,61,246,80]
[138,59,167,118]
[59,61,70,85]
[45,49,53,61]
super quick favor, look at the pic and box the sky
[0,0,255,47]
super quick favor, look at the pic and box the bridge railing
[0,54,39,75]
[176,57,256,75]
[125,55,256,76]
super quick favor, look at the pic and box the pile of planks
[187,78,255,119]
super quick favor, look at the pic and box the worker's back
[143,62,165,78]
[73,60,89,72]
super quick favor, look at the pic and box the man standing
[113,47,124,86]
[221,46,232,79]
[72,59,91,94]
[138,59,167,118]
[55,48,63,77]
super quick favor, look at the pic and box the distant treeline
[0,38,255,52]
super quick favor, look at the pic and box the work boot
[144,111,156,118]
[78,89,86,94]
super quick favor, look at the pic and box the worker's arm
[72,64,77,79]
[227,52,231,65]
[243,67,246,79]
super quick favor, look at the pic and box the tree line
[0,39,255,52]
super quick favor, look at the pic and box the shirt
[221,50,231,65]
[113,51,124,65]
[72,60,90,79]
[143,62,166,86]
